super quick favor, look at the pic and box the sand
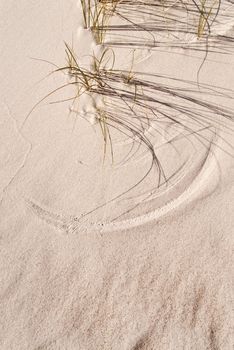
[0,1,234,349]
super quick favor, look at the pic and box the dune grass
[57,44,117,161]
[56,38,233,219]
[50,41,233,181]
[24,0,232,206]
[23,36,234,210]
[100,0,223,50]
[79,0,120,43]
[49,43,163,177]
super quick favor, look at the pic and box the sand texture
[0,1,234,349]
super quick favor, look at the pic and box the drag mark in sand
[25,199,73,234]
[25,132,219,234]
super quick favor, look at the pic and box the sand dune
[0,1,234,349]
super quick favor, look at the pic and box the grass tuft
[79,0,120,43]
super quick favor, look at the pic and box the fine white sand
[0,1,234,349]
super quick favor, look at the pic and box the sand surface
[0,1,234,349]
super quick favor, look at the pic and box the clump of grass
[53,43,165,175]
[59,43,117,101]
[59,43,146,161]
[79,0,120,43]
[55,44,117,160]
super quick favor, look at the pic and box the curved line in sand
[26,133,219,235]
[90,134,219,233]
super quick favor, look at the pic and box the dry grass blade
[194,0,219,38]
